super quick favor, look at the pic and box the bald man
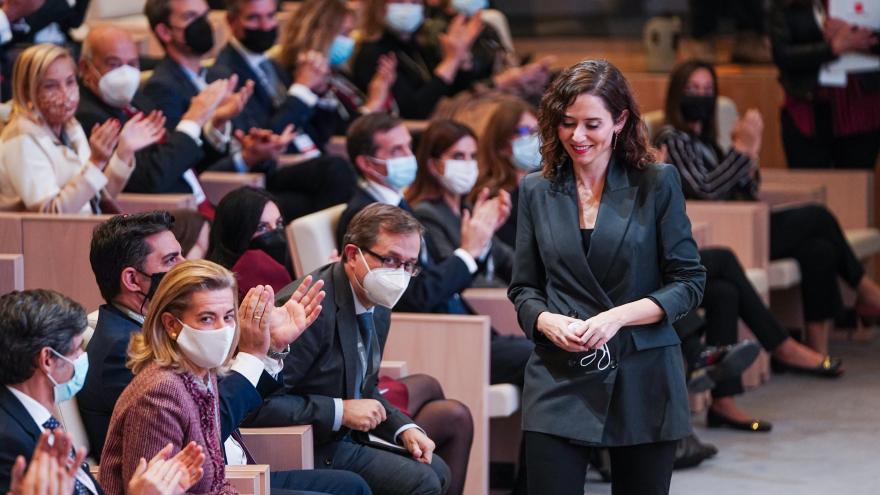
[76,25,228,201]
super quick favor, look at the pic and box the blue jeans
[322,439,450,495]
[270,468,371,495]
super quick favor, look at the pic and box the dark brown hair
[277,0,352,71]
[664,59,718,142]
[346,112,404,172]
[469,98,536,204]
[406,119,477,206]
[538,59,655,182]
[342,203,425,260]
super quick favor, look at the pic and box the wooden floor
[515,36,788,170]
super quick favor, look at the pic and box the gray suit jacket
[412,198,514,288]
[508,159,705,445]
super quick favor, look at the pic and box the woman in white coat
[0,43,164,213]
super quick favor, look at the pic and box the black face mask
[250,229,293,276]
[182,14,215,55]
[680,94,715,123]
[135,270,168,313]
[241,26,278,54]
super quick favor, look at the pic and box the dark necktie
[354,312,376,399]
[42,417,90,495]
[258,59,288,109]
[230,429,256,464]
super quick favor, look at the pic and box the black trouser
[770,205,865,322]
[781,107,880,170]
[693,248,790,398]
[525,431,676,495]
[689,0,765,38]
[266,154,357,222]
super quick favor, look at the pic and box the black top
[580,228,594,257]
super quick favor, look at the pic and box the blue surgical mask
[385,3,424,34]
[328,35,356,67]
[374,155,418,190]
[511,133,542,171]
[46,349,88,403]
[451,0,487,16]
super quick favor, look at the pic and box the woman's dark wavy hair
[205,186,278,269]
[538,59,655,183]
[664,59,719,142]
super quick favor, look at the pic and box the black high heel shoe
[771,355,844,378]
[706,408,772,432]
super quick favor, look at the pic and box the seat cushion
[845,228,880,260]
[768,258,801,290]
[745,268,769,298]
[489,384,520,418]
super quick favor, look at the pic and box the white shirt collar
[230,37,268,73]
[5,386,52,430]
[348,282,374,316]
[112,303,145,325]
[361,179,402,206]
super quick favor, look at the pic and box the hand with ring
[237,285,273,356]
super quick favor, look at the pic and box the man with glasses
[253,203,450,495]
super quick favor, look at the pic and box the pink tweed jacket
[98,362,235,495]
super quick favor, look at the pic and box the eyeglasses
[360,247,422,276]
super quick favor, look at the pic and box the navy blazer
[79,304,279,460]
[245,262,412,463]
[509,160,705,445]
[0,387,104,494]
[336,187,474,313]
[206,45,337,150]
[140,57,240,174]
[76,84,205,194]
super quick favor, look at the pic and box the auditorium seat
[239,426,314,471]
[200,171,266,205]
[286,203,346,277]
[0,254,23,295]
[116,193,198,214]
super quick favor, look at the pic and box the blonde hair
[278,0,353,71]
[360,0,389,41]
[10,43,75,121]
[127,260,240,376]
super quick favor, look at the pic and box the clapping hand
[364,54,397,113]
[294,50,331,92]
[89,119,121,169]
[116,111,166,163]
[268,275,325,352]
[212,75,254,128]
[731,108,763,159]
[237,284,274,356]
[236,124,296,167]
[127,442,205,495]
[7,430,85,495]
[182,80,229,127]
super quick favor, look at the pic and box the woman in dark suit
[508,59,706,495]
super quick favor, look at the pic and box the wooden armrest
[278,153,319,167]
[691,222,712,248]
[379,360,409,379]
[226,465,271,495]
[403,120,429,134]
[462,288,522,337]
[0,253,24,293]
[758,183,826,211]
[384,313,490,495]
[199,172,266,204]
[116,193,197,213]
[760,169,874,228]
[239,425,314,470]
[685,201,770,269]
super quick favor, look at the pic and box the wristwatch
[267,344,290,360]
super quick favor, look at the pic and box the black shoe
[771,355,844,378]
[673,433,717,470]
[707,408,772,432]
[692,340,761,385]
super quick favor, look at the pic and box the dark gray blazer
[245,262,412,462]
[508,159,705,445]
[412,198,514,288]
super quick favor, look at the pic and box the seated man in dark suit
[144,0,355,220]
[0,0,45,100]
[337,113,533,387]
[82,211,369,495]
[76,25,227,201]
[248,203,450,495]
[0,289,102,493]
